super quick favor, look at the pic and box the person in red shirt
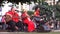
[21,9,35,32]
[5,7,23,31]
[6,7,19,23]
[34,7,40,17]
[33,7,41,29]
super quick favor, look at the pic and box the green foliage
[21,11,34,16]
[0,0,2,2]
[55,11,60,20]
[56,5,60,11]
[55,11,60,18]
[27,11,34,16]
[55,4,60,20]
[39,1,52,17]
[8,0,30,4]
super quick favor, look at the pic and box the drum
[5,15,12,22]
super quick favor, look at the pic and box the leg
[7,20,16,32]
[16,21,24,31]
[2,22,8,30]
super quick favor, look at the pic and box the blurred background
[0,0,60,31]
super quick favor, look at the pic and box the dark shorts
[16,21,23,27]
[6,20,16,31]
[7,20,16,27]
[7,20,24,31]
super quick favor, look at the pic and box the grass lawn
[0,32,60,34]
[21,32,60,34]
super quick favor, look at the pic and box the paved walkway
[0,30,60,34]
[52,30,60,32]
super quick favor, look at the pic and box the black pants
[7,20,24,31]
[16,21,24,31]
[7,20,16,31]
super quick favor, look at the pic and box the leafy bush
[27,11,34,16]
[21,11,34,16]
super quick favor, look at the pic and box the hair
[35,7,38,11]
[35,7,40,12]
[11,7,14,10]
[35,6,40,11]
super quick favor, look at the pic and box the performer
[5,7,19,31]
[21,9,35,32]
[34,7,40,17]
